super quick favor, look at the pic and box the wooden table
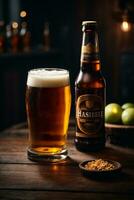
[0,121,134,200]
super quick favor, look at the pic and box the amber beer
[26,68,71,161]
[75,21,106,152]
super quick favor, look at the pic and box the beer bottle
[20,22,31,52]
[6,24,12,52]
[75,21,106,152]
[11,21,20,53]
[0,21,6,54]
[43,22,50,52]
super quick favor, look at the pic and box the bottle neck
[81,60,101,72]
[80,29,101,72]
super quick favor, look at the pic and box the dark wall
[0,0,134,129]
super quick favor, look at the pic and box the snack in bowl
[79,159,122,177]
[84,159,115,171]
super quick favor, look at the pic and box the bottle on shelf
[6,24,12,53]
[20,21,31,52]
[11,21,20,53]
[43,22,50,51]
[0,21,6,54]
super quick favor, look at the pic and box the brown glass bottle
[75,21,106,152]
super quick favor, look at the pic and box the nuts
[85,159,115,171]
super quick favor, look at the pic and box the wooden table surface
[0,121,134,200]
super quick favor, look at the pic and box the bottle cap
[82,21,97,26]
[82,21,97,32]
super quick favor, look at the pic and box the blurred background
[0,0,134,130]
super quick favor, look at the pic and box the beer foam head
[27,68,70,88]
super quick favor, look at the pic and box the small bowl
[105,123,134,147]
[79,159,122,178]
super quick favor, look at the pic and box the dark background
[0,0,134,130]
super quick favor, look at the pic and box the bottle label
[81,43,99,63]
[81,32,99,63]
[76,94,104,138]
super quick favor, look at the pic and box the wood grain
[0,163,134,194]
[0,190,134,200]
[0,122,134,199]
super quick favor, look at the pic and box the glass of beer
[26,68,71,162]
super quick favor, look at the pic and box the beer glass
[26,68,71,162]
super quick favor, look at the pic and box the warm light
[121,20,131,32]
[20,10,27,18]
[12,21,18,29]
[52,165,59,171]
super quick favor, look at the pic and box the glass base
[27,147,68,162]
